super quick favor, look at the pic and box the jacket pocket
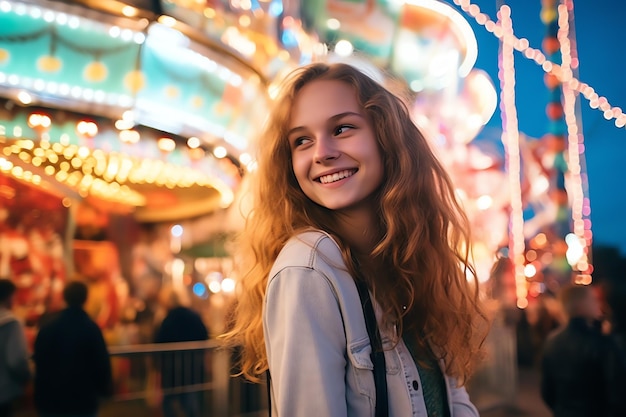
[347,338,375,399]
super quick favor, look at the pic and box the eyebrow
[287,111,365,137]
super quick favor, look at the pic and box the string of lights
[452,0,626,130]
[497,5,528,308]
[557,3,593,282]
[455,0,599,286]
[557,6,585,244]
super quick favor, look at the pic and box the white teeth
[319,170,354,184]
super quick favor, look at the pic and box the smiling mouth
[317,169,357,184]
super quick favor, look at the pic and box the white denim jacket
[263,231,480,417]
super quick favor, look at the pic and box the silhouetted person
[531,294,561,366]
[154,285,208,417]
[516,308,535,368]
[0,279,31,417]
[540,283,613,417]
[601,280,626,416]
[33,281,113,417]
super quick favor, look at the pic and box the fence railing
[106,340,267,417]
[16,326,516,417]
[106,327,516,416]
[467,317,518,412]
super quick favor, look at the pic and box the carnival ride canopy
[0,0,507,240]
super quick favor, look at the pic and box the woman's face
[287,79,383,213]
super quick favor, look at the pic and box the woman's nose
[314,136,340,163]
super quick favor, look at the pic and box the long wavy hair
[220,62,488,384]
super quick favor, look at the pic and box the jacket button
[412,380,419,390]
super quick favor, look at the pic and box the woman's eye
[293,136,311,147]
[334,124,353,135]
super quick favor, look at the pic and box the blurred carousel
[0,0,523,335]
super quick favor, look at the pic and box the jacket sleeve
[264,266,348,417]
[5,321,31,385]
[447,376,479,417]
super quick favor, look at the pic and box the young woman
[222,62,489,416]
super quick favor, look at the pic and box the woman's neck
[334,208,379,255]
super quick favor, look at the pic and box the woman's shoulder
[268,230,362,319]
[268,230,352,287]
[273,230,344,270]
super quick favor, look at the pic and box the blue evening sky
[445,0,626,255]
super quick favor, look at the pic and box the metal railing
[16,328,516,417]
[105,326,517,416]
[106,340,267,417]
[467,316,518,412]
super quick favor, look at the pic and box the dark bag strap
[265,281,389,417]
[266,369,272,414]
[355,280,389,417]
